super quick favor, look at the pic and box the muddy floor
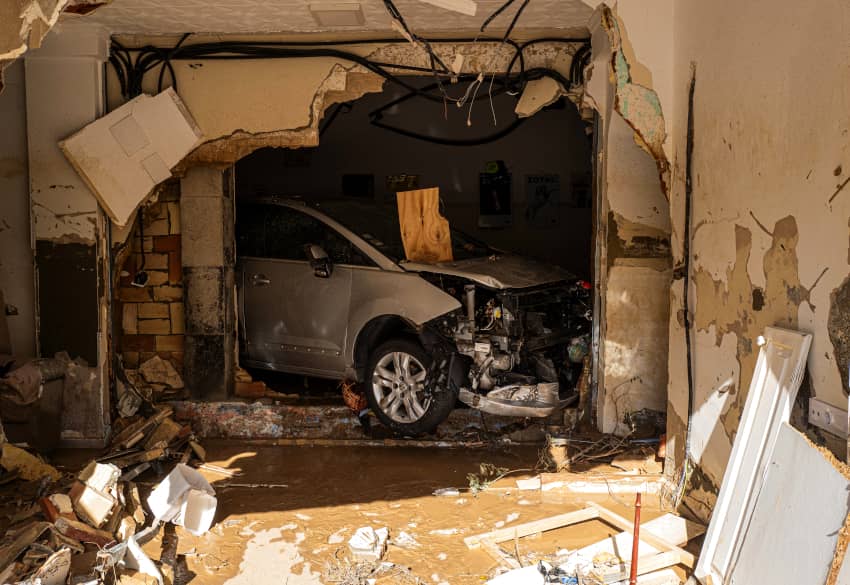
[61,441,676,585]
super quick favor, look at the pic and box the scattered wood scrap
[466,502,697,581]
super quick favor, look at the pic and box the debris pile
[0,406,212,584]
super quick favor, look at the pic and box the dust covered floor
[58,441,672,584]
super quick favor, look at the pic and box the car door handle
[251,274,271,286]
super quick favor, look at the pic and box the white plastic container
[146,463,217,535]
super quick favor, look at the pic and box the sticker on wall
[386,174,420,192]
[525,174,560,228]
[479,161,512,228]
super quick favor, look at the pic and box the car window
[235,203,267,257]
[238,202,374,267]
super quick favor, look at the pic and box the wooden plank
[479,539,521,570]
[598,551,682,584]
[589,503,695,568]
[396,188,453,263]
[465,506,598,549]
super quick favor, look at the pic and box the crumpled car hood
[401,255,575,289]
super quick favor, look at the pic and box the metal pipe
[464,284,476,324]
[629,492,642,585]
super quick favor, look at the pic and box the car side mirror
[305,244,332,278]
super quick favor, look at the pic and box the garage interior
[2,0,850,583]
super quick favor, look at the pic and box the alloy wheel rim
[371,351,431,423]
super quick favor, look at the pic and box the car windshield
[312,200,493,264]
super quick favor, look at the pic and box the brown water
[135,442,665,585]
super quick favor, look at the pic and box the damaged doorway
[232,76,597,439]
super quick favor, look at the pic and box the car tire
[364,338,457,436]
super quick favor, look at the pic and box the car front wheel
[364,339,457,436]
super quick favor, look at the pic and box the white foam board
[60,87,203,227]
[730,423,849,584]
[695,327,812,584]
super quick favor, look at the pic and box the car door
[237,203,363,376]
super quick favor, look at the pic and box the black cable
[678,69,697,502]
[480,0,517,32]
[366,74,531,146]
[502,0,530,42]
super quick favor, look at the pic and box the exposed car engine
[419,272,592,417]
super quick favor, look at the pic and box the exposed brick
[123,351,140,369]
[170,303,185,334]
[145,271,169,286]
[122,303,138,334]
[168,250,182,283]
[153,285,183,301]
[132,236,153,253]
[138,303,169,319]
[122,335,155,352]
[146,218,170,236]
[118,287,152,302]
[140,351,157,363]
[138,319,171,335]
[143,253,169,270]
[153,235,180,253]
[169,351,184,368]
[156,335,184,352]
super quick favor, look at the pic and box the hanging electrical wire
[108,34,591,145]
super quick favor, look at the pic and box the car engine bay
[419,273,593,418]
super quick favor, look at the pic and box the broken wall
[0,59,36,357]
[584,4,674,436]
[662,0,850,516]
[117,180,185,377]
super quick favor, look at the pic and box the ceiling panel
[74,0,592,35]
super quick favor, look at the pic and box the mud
[113,442,666,584]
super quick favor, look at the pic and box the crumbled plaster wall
[117,180,185,382]
[660,0,850,517]
[0,0,68,88]
[105,39,585,165]
[584,3,673,436]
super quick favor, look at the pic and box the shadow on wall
[234,78,594,279]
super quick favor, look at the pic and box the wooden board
[466,504,689,578]
[396,188,453,263]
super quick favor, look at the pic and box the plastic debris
[147,464,217,536]
[348,527,389,561]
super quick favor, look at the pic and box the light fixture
[309,3,366,27]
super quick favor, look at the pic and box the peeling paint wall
[0,0,69,88]
[648,0,850,514]
[584,4,673,436]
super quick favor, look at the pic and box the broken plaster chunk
[417,0,477,16]
[59,88,204,227]
[348,526,389,561]
[515,77,565,118]
[138,356,184,389]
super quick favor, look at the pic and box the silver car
[236,198,591,436]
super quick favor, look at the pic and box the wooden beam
[589,503,696,568]
[464,506,599,549]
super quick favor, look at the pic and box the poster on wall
[479,162,512,228]
[524,174,560,228]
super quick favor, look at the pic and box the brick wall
[117,182,185,373]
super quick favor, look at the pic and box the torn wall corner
[584,4,671,191]
[60,87,204,227]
